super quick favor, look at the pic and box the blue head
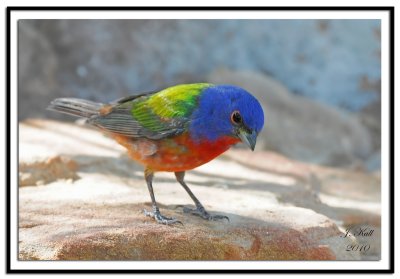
[190,85,264,150]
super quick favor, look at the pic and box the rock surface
[19,155,79,187]
[18,119,381,260]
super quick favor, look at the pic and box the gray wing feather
[88,98,187,140]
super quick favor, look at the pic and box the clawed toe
[183,206,229,222]
[143,209,183,225]
[209,214,230,222]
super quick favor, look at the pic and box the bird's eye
[231,110,242,125]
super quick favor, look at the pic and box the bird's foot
[143,209,183,225]
[183,205,229,222]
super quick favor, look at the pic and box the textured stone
[18,120,380,260]
[19,201,343,260]
[19,156,79,186]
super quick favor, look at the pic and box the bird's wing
[89,83,212,140]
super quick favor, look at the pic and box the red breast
[112,132,240,172]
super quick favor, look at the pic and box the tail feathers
[47,98,104,119]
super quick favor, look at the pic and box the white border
[9,9,391,271]
[7,10,389,20]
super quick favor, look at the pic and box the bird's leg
[143,169,182,225]
[175,171,229,222]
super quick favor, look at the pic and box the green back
[131,83,210,131]
[90,83,212,139]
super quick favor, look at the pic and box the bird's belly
[113,133,239,172]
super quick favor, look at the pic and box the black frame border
[6,6,395,274]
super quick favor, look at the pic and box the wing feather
[88,84,208,139]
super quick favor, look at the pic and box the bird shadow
[56,153,379,233]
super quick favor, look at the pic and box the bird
[48,83,264,225]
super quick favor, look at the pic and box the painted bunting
[48,83,264,225]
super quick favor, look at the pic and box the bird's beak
[237,129,257,151]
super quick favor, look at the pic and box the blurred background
[18,19,381,171]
